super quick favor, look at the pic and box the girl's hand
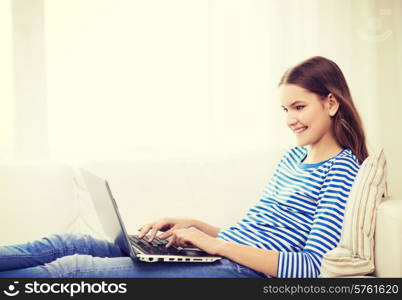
[166,227,225,255]
[137,218,195,241]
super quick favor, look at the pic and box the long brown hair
[278,56,368,164]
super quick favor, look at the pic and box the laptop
[80,169,222,263]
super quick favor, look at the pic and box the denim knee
[45,254,91,277]
[43,233,123,272]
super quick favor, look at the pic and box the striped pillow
[319,148,389,277]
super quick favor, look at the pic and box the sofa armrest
[374,199,402,277]
[0,162,77,245]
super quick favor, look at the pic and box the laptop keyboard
[129,235,182,255]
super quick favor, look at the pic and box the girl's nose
[286,115,298,128]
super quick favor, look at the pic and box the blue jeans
[0,233,268,278]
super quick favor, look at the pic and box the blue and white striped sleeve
[276,159,360,278]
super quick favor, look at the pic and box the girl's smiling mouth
[294,126,308,134]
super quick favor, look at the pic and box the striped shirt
[216,146,360,278]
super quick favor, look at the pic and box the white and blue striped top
[216,146,360,278]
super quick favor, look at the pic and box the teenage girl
[0,56,367,278]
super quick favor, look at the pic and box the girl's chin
[296,139,309,147]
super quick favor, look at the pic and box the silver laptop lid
[80,168,135,256]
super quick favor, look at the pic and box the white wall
[12,0,49,160]
[45,0,211,161]
[0,0,14,160]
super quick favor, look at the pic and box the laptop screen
[80,169,134,256]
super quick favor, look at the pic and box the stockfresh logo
[3,281,20,297]
[2,280,127,298]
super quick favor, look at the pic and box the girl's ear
[327,93,339,117]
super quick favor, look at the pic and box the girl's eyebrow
[281,100,305,108]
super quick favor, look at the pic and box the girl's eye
[282,106,304,113]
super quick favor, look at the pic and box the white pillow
[319,148,389,277]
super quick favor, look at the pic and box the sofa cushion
[319,148,388,277]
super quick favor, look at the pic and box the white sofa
[1,150,401,277]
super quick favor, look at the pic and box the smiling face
[279,84,339,150]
